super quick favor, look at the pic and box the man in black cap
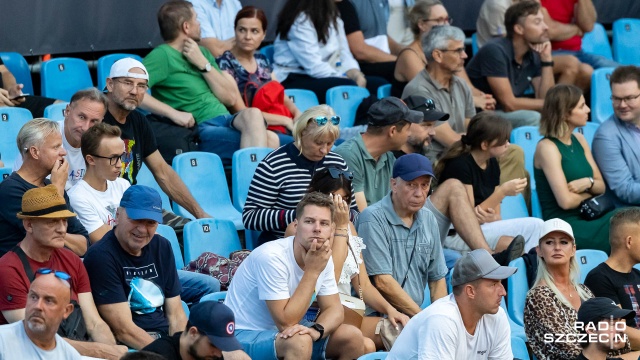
[394,95,449,158]
[334,96,424,211]
[143,301,249,360]
[576,297,639,360]
[387,249,516,359]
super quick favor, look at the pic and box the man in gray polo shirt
[334,97,423,211]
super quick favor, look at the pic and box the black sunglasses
[327,167,353,180]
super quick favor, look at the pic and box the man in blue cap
[143,301,250,360]
[83,185,187,350]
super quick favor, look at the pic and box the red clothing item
[541,0,582,51]
[0,245,91,325]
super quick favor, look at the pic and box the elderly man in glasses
[0,185,127,359]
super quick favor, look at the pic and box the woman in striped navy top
[242,104,357,245]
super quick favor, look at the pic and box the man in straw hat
[387,249,516,359]
[0,185,127,359]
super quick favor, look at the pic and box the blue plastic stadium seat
[172,152,243,229]
[259,45,274,64]
[0,52,34,96]
[326,86,370,129]
[200,291,227,303]
[531,188,542,219]
[41,58,93,101]
[182,300,190,317]
[97,53,144,91]
[512,336,530,360]
[613,18,640,65]
[231,147,272,212]
[357,352,388,360]
[501,193,529,220]
[377,84,391,99]
[420,281,432,309]
[284,89,320,113]
[0,167,12,183]
[0,107,33,166]
[581,23,614,60]
[471,33,479,55]
[507,257,528,327]
[510,126,543,190]
[501,298,527,342]
[576,249,608,284]
[135,164,172,211]
[573,122,600,148]
[43,102,69,121]
[183,219,242,262]
[155,224,185,269]
[590,67,616,124]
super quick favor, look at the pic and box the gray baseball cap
[451,249,517,287]
[367,97,423,126]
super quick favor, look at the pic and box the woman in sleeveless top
[285,167,410,352]
[533,84,615,252]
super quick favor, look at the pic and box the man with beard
[0,272,81,359]
[142,301,249,360]
[392,95,448,158]
[466,0,555,128]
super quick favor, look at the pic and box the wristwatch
[310,322,324,341]
[540,61,554,67]
[200,62,212,73]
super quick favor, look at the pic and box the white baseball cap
[109,58,149,80]
[540,218,575,242]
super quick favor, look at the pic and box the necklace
[558,283,574,298]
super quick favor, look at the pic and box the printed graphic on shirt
[128,277,165,314]
[123,264,159,283]
[106,205,117,226]
[121,138,136,183]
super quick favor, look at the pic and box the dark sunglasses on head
[36,268,72,284]
[424,98,436,111]
[313,116,341,126]
[327,167,353,180]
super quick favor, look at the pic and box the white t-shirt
[68,178,131,234]
[388,294,512,360]
[13,120,86,190]
[225,236,339,331]
[0,321,82,360]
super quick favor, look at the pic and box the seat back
[155,224,184,269]
[284,89,320,113]
[377,84,391,99]
[420,281,432,309]
[181,300,190,317]
[531,188,542,219]
[510,126,543,190]
[511,336,530,360]
[507,257,529,327]
[590,67,616,124]
[0,107,33,166]
[0,167,12,183]
[183,219,242,262]
[574,122,600,148]
[501,193,529,219]
[43,102,69,121]
[259,45,275,64]
[0,52,34,95]
[200,291,227,303]
[357,352,388,360]
[613,18,640,65]
[41,58,93,101]
[576,249,608,284]
[135,163,172,211]
[231,147,272,212]
[581,23,614,60]
[471,33,479,55]
[172,152,243,229]
[326,86,370,128]
[97,53,144,91]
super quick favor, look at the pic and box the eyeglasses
[327,167,353,180]
[36,268,72,285]
[92,152,127,166]
[422,17,452,25]
[114,78,149,92]
[611,93,640,105]
[313,116,341,126]
[438,47,465,56]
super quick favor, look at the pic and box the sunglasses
[424,98,436,111]
[313,116,341,126]
[36,268,72,285]
[327,167,353,180]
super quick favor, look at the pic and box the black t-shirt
[83,229,181,333]
[103,110,158,185]
[0,173,89,256]
[584,262,640,328]
[142,332,181,360]
[336,0,361,35]
[438,153,500,206]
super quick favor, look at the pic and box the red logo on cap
[226,322,235,335]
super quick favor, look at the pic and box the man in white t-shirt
[388,249,516,359]
[0,271,81,359]
[225,192,365,360]
[13,88,108,190]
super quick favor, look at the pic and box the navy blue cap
[367,97,424,126]
[119,185,163,223]
[578,297,635,325]
[392,153,436,181]
[190,301,244,351]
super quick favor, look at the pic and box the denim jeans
[177,270,220,304]
[552,49,620,69]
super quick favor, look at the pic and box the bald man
[0,272,81,358]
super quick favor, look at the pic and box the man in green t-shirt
[140,0,277,162]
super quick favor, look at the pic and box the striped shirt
[242,142,357,239]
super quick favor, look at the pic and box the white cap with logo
[539,218,575,242]
[109,58,149,81]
